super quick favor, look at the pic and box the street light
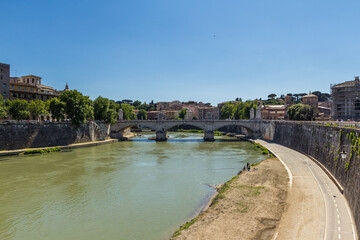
[341,150,347,160]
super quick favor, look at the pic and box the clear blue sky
[1,0,360,105]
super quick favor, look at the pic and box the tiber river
[0,132,264,240]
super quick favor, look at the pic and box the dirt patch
[171,158,289,240]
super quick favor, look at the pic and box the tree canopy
[94,96,120,124]
[178,108,187,120]
[121,103,136,120]
[220,101,258,120]
[7,99,30,121]
[29,99,48,121]
[287,103,317,121]
[49,98,65,122]
[267,93,277,99]
[137,109,147,120]
[0,95,7,118]
[59,90,94,125]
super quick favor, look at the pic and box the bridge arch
[212,122,256,136]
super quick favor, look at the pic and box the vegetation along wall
[0,121,110,151]
[273,122,360,234]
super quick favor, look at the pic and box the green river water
[0,132,264,240]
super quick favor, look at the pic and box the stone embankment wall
[0,121,110,150]
[273,122,360,233]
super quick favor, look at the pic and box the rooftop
[332,77,360,88]
[21,75,42,79]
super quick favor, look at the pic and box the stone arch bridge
[111,120,275,141]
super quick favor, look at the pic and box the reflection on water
[0,132,264,240]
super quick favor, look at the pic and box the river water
[0,132,264,240]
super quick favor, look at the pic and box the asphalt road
[255,140,357,240]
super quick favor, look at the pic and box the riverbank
[0,138,119,157]
[171,158,288,240]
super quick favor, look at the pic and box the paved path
[256,140,357,240]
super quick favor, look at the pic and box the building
[302,93,318,110]
[9,75,61,101]
[147,111,160,120]
[0,63,68,101]
[261,105,287,120]
[156,101,183,111]
[331,76,360,120]
[0,63,10,98]
[198,107,219,120]
[163,110,179,120]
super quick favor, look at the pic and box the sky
[1,0,360,105]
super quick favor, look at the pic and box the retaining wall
[0,121,110,150]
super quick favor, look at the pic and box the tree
[287,103,317,121]
[311,91,330,102]
[220,102,235,119]
[139,102,149,111]
[268,93,277,99]
[0,95,7,118]
[29,100,48,121]
[7,99,30,121]
[137,109,147,120]
[49,98,65,122]
[59,90,94,125]
[178,108,187,120]
[121,103,136,120]
[94,96,120,124]
[133,100,141,108]
[233,100,258,119]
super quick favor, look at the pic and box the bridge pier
[204,131,215,141]
[156,130,168,141]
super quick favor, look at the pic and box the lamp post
[341,150,347,160]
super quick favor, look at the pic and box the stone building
[163,110,179,120]
[147,111,160,120]
[261,105,286,120]
[198,107,219,120]
[9,75,61,101]
[302,93,318,110]
[0,63,10,99]
[331,76,360,120]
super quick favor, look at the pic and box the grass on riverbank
[24,147,61,155]
[175,129,225,136]
[254,143,275,156]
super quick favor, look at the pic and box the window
[1,76,2,79]
[32,79,34,84]
[11,85,14,90]
[337,104,342,111]
[355,100,360,111]
[18,86,21,90]
[3,92,6,96]
[24,86,27,90]
[2,83,6,88]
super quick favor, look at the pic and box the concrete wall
[0,121,110,150]
[273,122,360,233]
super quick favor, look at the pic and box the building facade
[261,105,287,120]
[0,63,10,98]
[198,107,219,120]
[331,76,360,120]
[9,75,61,101]
[302,94,318,110]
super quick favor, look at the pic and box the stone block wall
[273,122,360,233]
[0,121,110,150]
